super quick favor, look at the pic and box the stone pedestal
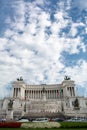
[6,110,13,120]
[42,93,46,101]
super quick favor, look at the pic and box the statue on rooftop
[17,76,23,81]
[64,75,71,80]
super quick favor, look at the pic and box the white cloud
[64,60,87,86]
[0,38,7,50]
[0,0,87,97]
[63,36,82,54]
[69,22,85,37]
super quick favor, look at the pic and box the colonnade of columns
[25,89,63,99]
[13,87,75,99]
[13,87,75,98]
[67,87,75,97]
[13,88,64,99]
[13,88,21,97]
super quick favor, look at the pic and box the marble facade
[0,77,87,119]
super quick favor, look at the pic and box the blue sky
[0,0,87,98]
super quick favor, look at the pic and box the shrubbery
[21,122,61,128]
[60,122,87,128]
[0,122,21,128]
[1,121,87,128]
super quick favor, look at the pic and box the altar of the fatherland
[0,76,87,120]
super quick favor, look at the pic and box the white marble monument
[0,76,87,119]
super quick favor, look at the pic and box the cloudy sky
[0,0,87,98]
